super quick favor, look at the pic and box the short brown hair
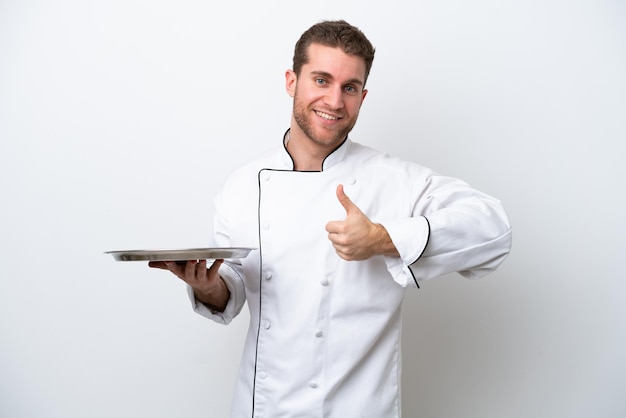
[292,20,376,85]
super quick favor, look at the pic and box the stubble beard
[292,93,357,149]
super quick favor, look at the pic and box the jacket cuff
[380,216,430,287]
[187,262,245,325]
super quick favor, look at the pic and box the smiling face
[286,43,368,153]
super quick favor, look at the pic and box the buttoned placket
[311,264,334,394]
[252,166,357,416]
[254,169,273,416]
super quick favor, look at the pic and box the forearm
[374,223,400,257]
[193,277,230,313]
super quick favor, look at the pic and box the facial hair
[292,88,359,148]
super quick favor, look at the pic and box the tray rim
[105,247,255,261]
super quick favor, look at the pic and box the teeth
[316,111,338,120]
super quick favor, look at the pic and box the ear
[361,88,368,102]
[285,69,297,97]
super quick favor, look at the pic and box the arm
[326,173,511,284]
[383,174,512,282]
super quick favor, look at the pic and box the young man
[151,20,511,417]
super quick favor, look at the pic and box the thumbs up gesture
[325,184,399,261]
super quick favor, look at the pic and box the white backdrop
[1,1,625,417]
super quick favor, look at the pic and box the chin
[310,133,345,148]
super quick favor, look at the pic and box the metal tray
[105,247,254,262]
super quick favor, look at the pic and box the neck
[285,126,336,171]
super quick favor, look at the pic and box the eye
[315,78,327,86]
[344,85,358,94]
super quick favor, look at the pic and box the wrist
[375,223,400,257]
[193,277,230,311]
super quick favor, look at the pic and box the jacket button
[315,330,323,338]
[309,381,318,389]
[264,272,272,280]
[263,321,271,330]
[320,278,329,286]
[346,177,356,185]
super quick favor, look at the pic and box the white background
[1,1,625,417]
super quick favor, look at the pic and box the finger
[164,261,184,274]
[148,261,169,269]
[328,230,349,246]
[325,220,343,234]
[184,260,199,278]
[330,242,352,261]
[208,259,224,273]
[336,184,358,215]
[197,259,207,276]
[152,261,186,282]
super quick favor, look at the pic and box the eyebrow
[310,70,364,87]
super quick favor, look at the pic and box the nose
[324,86,344,110]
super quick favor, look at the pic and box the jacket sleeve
[381,171,512,286]
[187,182,247,324]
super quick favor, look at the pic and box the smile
[315,111,339,121]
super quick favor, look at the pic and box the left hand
[325,184,398,260]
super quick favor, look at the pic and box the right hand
[149,259,228,310]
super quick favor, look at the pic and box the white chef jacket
[189,132,511,418]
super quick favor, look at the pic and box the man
[151,20,511,418]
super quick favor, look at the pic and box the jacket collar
[281,129,350,171]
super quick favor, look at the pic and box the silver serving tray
[105,247,254,262]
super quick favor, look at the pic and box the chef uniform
[189,131,512,417]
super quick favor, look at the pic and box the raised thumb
[336,184,357,214]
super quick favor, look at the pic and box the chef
[150,20,512,418]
